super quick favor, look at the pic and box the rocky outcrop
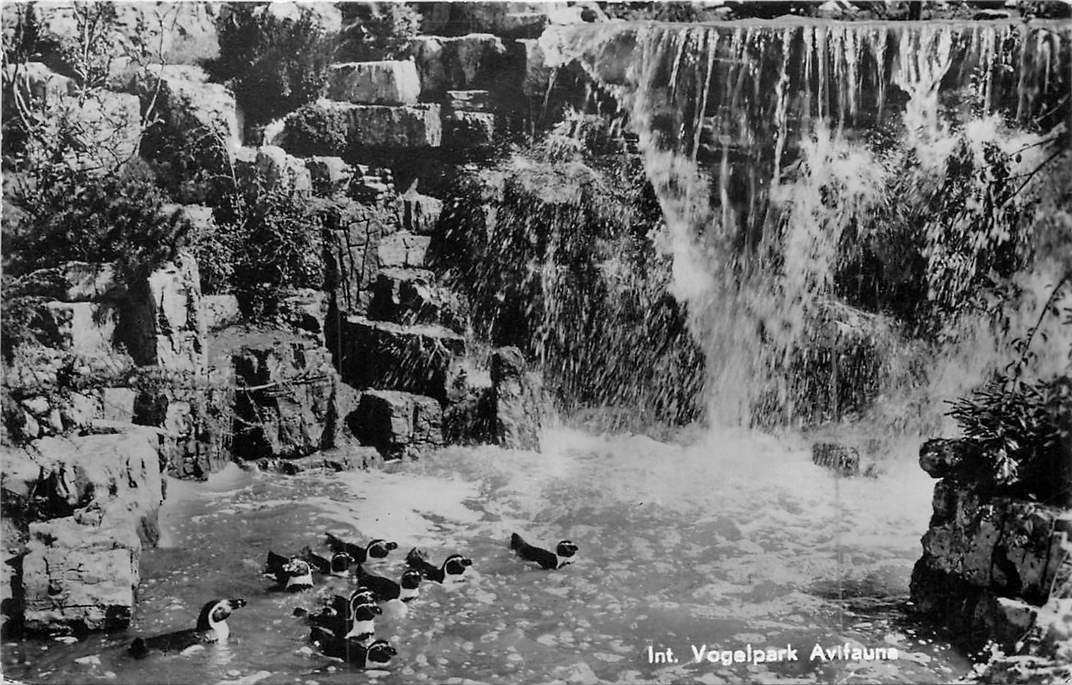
[2,428,165,635]
[911,437,1072,662]
[306,156,355,196]
[339,317,467,402]
[283,101,442,153]
[327,61,421,105]
[488,346,542,450]
[378,231,430,269]
[235,145,313,194]
[119,252,207,372]
[229,330,340,460]
[399,190,443,234]
[410,34,508,98]
[368,268,468,333]
[350,390,443,459]
[317,197,397,318]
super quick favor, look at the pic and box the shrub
[214,182,324,318]
[337,2,420,61]
[209,2,335,129]
[283,103,348,157]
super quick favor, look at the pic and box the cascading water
[540,18,1072,430]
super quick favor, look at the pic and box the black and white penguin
[325,533,398,564]
[129,598,246,658]
[405,548,472,584]
[300,546,353,577]
[325,588,377,618]
[354,565,422,602]
[264,551,314,591]
[509,533,579,570]
[309,630,397,669]
[308,600,381,642]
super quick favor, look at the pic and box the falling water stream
[4,16,1070,685]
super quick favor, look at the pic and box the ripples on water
[3,426,973,684]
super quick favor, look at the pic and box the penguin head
[283,558,312,577]
[196,598,246,632]
[364,639,397,667]
[329,552,353,575]
[400,569,422,590]
[349,588,377,609]
[442,554,473,577]
[556,540,579,558]
[366,539,398,559]
[351,602,382,621]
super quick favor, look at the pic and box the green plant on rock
[214,182,324,319]
[337,2,420,61]
[209,2,335,129]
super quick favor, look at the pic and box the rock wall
[910,437,1072,669]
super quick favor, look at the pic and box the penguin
[325,533,398,564]
[129,598,246,658]
[405,548,473,584]
[309,630,397,669]
[509,533,579,570]
[325,588,378,618]
[263,551,314,591]
[300,546,353,577]
[307,600,381,642]
[354,565,422,602]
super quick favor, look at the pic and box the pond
[3,425,973,684]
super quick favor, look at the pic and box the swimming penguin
[129,598,246,658]
[309,629,397,669]
[405,548,472,584]
[324,588,377,618]
[300,546,353,577]
[509,533,579,570]
[264,551,314,591]
[309,599,381,642]
[354,565,422,602]
[325,533,398,564]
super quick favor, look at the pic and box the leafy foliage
[337,2,421,61]
[213,182,324,318]
[283,103,348,157]
[209,2,335,129]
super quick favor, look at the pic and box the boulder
[446,110,496,147]
[278,289,329,344]
[513,38,552,98]
[368,268,468,333]
[230,333,339,459]
[811,442,860,477]
[305,156,354,196]
[119,251,206,372]
[234,145,313,194]
[378,231,430,269]
[351,164,396,201]
[38,91,142,174]
[488,346,542,450]
[350,390,443,459]
[27,301,119,358]
[399,191,443,234]
[2,62,74,105]
[919,438,983,480]
[410,34,508,98]
[316,197,397,317]
[100,387,136,423]
[136,64,239,188]
[283,101,442,151]
[339,317,466,402]
[22,514,141,634]
[326,61,421,105]
[204,294,243,331]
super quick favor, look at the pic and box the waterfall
[540,19,1072,430]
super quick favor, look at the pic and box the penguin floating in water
[309,630,397,669]
[129,598,246,658]
[299,546,353,577]
[325,533,398,564]
[354,565,423,603]
[313,600,381,642]
[405,548,472,584]
[510,533,579,570]
[263,551,314,591]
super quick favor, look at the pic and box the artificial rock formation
[911,437,1072,661]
